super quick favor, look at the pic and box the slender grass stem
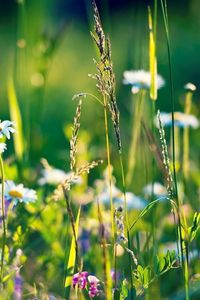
[97,198,111,300]
[62,188,81,272]
[120,90,146,298]
[0,155,6,285]
[184,242,190,300]
[151,101,157,256]
[83,93,104,106]
[183,91,192,179]
[103,95,114,238]
[119,153,134,299]
[160,0,188,297]
[103,95,113,299]
[16,0,30,164]
[126,90,146,187]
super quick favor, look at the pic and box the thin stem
[183,91,192,179]
[84,93,104,106]
[184,242,190,300]
[126,90,146,187]
[154,0,158,42]
[0,155,6,284]
[97,198,111,300]
[114,243,117,290]
[160,0,186,296]
[160,0,178,199]
[103,95,114,237]
[62,187,81,272]
[119,150,134,299]
[102,95,113,300]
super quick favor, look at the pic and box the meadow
[0,0,200,299]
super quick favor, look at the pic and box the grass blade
[129,197,174,232]
[148,6,157,100]
[7,77,24,161]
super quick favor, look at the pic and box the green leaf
[188,212,200,243]
[143,267,151,288]
[120,279,129,300]
[137,265,144,284]
[157,257,166,273]
[7,77,24,161]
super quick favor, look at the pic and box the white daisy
[115,192,147,210]
[143,182,167,197]
[123,70,165,94]
[38,168,71,186]
[0,143,7,154]
[0,120,15,139]
[0,180,37,205]
[184,82,196,92]
[95,167,146,210]
[155,112,199,129]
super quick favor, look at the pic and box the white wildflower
[123,70,165,94]
[115,192,147,210]
[155,112,199,129]
[184,82,196,92]
[0,120,15,139]
[39,168,71,186]
[143,182,167,197]
[0,180,37,205]
[0,143,7,154]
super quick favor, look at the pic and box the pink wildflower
[88,275,101,298]
[72,271,88,289]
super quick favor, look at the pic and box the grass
[0,1,200,299]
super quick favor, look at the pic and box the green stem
[0,155,6,284]
[184,242,190,300]
[126,90,146,187]
[183,92,192,179]
[103,96,114,237]
[160,0,186,296]
[103,95,113,300]
[119,151,134,299]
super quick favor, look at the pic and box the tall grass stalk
[118,153,134,299]
[16,0,30,163]
[0,156,6,285]
[97,198,112,300]
[7,77,24,165]
[183,90,193,179]
[174,126,180,168]
[160,0,178,198]
[102,96,114,300]
[160,2,186,286]
[126,90,146,187]
[149,0,158,259]
[103,96,114,238]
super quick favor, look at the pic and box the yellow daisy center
[9,190,23,198]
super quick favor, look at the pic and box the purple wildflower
[0,196,12,224]
[88,275,101,298]
[79,229,90,254]
[14,269,23,300]
[72,271,88,289]
[111,269,121,282]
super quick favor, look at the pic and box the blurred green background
[1,0,200,173]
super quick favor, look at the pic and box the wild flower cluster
[72,272,102,298]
